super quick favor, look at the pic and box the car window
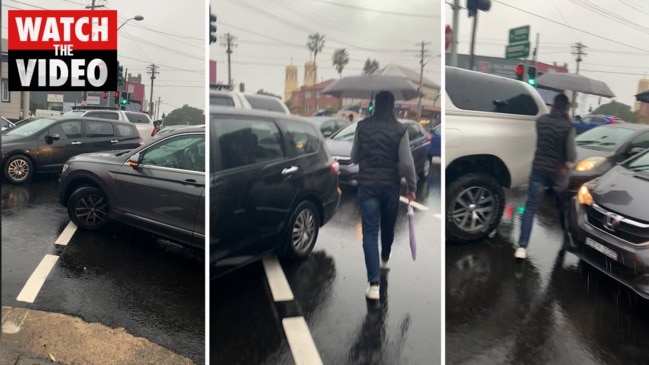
[140,134,205,172]
[592,117,607,125]
[336,120,350,131]
[330,122,357,141]
[48,120,82,140]
[210,94,235,107]
[244,95,287,113]
[582,116,592,123]
[86,121,115,138]
[446,68,539,116]
[125,112,151,124]
[283,119,321,156]
[628,131,649,151]
[404,122,424,141]
[321,120,337,135]
[5,118,56,136]
[575,126,636,150]
[116,124,137,137]
[214,117,285,170]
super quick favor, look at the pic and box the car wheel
[282,200,320,260]
[446,173,505,243]
[4,154,33,184]
[420,157,431,178]
[67,187,110,230]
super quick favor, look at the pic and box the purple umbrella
[408,203,416,261]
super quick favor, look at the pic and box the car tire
[4,154,33,184]
[281,200,320,260]
[419,157,431,179]
[446,173,505,243]
[67,186,110,230]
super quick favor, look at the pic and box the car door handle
[110,139,119,143]
[282,166,299,175]
[71,141,82,145]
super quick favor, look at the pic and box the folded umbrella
[408,203,416,261]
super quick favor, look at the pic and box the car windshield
[575,126,635,150]
[330,121,357,141]
[4,118,56,136]
[62,110,86,117]
[626,150,649,173]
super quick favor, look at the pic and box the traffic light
[117,61,124,86]
[515,64,524,81]
[467,0,492,17]
[121,91,129,105]
[368,101,374,114]
[527,66,537,87]
[113,91,119,104]
[209,6,217,44]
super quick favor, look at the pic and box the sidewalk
[1,306,195,365]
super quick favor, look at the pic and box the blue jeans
[518,169,570,248]
[358,185,400,284]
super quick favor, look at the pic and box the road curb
[1,306,196,365]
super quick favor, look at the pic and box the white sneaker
[515,247,526,259]
[365,285,380,300]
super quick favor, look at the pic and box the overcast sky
[2,0,206,115]
[446,0,649,115]
[210,0,441,98]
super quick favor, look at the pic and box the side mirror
[628,147,646,156]
[45,134,60,144]
[127,152,141,169]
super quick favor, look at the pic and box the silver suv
[209,90,290,114]
[445,66,549,242]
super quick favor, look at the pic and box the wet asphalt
[1,176,205,364]
[446,188,649,365]
[212,169,442,364]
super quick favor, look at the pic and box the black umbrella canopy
[636,90,649,103]
[321,74,422,100]
[536,72,615,98]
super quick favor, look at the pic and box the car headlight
[577,184,593,206]
[575,157,605,171]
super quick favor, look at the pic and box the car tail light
[610,119,615,124]
[329,161,340,175]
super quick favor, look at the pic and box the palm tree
[307,33,326,66]
[363,58,380,75]
[332,48,350,79]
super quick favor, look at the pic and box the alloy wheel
[74,194,109,228]
[292,209,316,254]
[452,186,495,233]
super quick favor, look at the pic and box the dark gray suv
[59,126,205,249]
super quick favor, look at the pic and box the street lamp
[118,15,144,30]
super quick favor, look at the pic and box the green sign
[505,41,530,59]
[509,25,530,44]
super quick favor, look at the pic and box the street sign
[509,25,530,44]
[505,41,530,59]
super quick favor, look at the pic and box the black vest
[532,110,573,172]
[356,116,407,187]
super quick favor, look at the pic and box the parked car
[308,116,351,138]
[326,118,432,187]
[211,107,341,278]
[569,124,649,192]
[428,124,441,163]
[573,114,624,135]
[62,109,154,143]
[209,90,291,114]
[153,124,203,139]
[1,117,142,184]
[445,66,549,242]
[566,148,649,299]
[58,126,205,248]
[1,116,16,131]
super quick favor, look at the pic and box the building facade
[1,38,30,121]
[284,64,299,102]
[290,79,340,116]
[635,78,649,112]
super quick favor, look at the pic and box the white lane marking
[16,254,60,303]
[399,196,429,211]
[262,256,294,302]
[282,317,324,365]
[55,221,77,246]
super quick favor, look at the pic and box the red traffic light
[114,91,119,97]
[515,64,524,81]
[516,65,523,75]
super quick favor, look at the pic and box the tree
[363,58,380,75]
[592,100,639,123]
[256,89,282,99]
[307,33,326,65]
[332,48,350,79]
[163,104,205,126]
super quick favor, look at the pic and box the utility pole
[416,41,432,122]
[450,0,460,67]
[221,33,237,89]
[147,64,159,118]
[85,0,105,9]
[571,42,587,116]
[156,97,162,119]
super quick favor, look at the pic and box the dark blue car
[428,124,441,159]
[573,114,624,135]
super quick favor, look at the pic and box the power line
[493,0,649,53]
[311,0,438,18]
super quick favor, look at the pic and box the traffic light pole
[468,11,479,70]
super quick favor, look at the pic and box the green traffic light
[528,79,536,86]
[121,99,127,105]
[517,205,525,214]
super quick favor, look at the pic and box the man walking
[351,90,417,300]
[516,93,576,259]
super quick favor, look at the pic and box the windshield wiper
[629,164,649,171]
